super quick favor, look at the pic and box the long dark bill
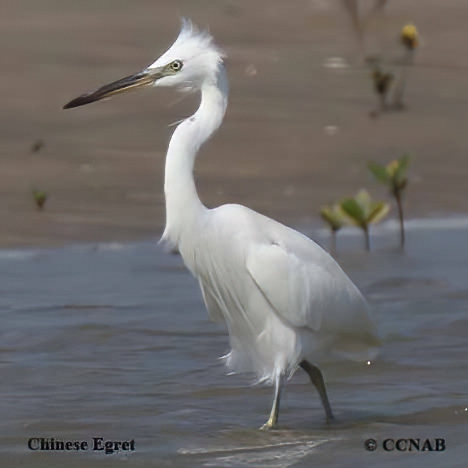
[63,71,156,109]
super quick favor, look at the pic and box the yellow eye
[170,60,183,71]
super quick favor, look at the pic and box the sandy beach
[1,0,468,247]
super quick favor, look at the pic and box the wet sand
[1,0,468,247]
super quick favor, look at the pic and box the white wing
[245,238,377,339]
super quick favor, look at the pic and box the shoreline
[2,213,467,252]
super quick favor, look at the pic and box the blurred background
[1,0,468,247]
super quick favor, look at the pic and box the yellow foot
[260,419,276,430]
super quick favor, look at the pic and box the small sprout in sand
[393,23,419,109]
[400,23,419,51]
[371,67,394,113]
[368,154,411,249]
[30,139,45,153]
[32,190,48,210]
[340,189,390,251]
[320,204,347,254]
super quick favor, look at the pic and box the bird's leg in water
[260,371,284,430]
[299,360,334,421]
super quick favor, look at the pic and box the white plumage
[64,20,380,429]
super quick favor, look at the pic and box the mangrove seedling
[400,23,419,51]
[33,190,48,210]
[371,66,394,112]
[340,189,389,251]
[368,154,411,248]
[320,204,347,254]
[393,23,419,109]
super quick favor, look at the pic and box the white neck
[161,66,228,247]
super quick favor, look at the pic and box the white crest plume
[149,19,225,90]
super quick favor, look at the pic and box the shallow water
[1,221,468,467]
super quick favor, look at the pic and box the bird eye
[170,60,183,72]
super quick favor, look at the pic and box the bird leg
[299,360,334,421]
[260,371,284,430]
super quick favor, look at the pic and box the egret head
[64,20,224,109]
[149,20,224,89]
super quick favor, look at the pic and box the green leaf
[394,153,411,185]
[340,189,389,227]
[368,201,390,224]
[340,197,366,226]
[355,189,373,215]
[398,153,411,172]
[32,189,48,209]
[33,190,47,200]
[368,161,391,185]
[320,205,346,231]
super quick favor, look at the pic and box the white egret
[64,21,380,429]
